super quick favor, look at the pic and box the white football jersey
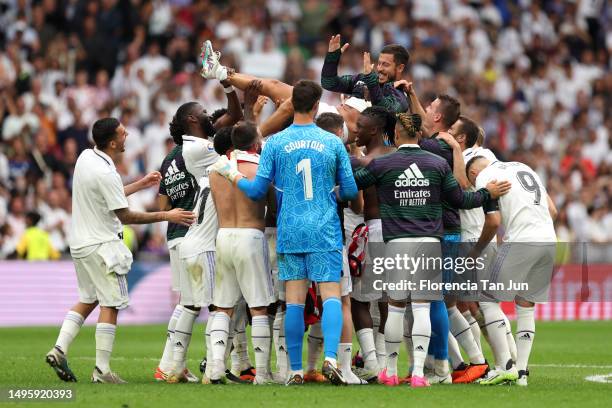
[180,135,220,257]
[182,135,218,180]
[475,161,556,242]
[460,147,498,241]
[180,175,218,257]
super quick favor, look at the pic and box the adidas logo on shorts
[395,163,430,187]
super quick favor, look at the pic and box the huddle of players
[44,35,556,386]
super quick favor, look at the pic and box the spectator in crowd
[16,211,60,261]
[0,0,609,261]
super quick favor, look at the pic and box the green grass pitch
[1,321,612,407]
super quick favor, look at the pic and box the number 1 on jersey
[296,158,314,200]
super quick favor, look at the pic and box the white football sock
[515,305,535,372]
[267,313,275,374]
[95,323,115,373]
[463,310,482,352]
[172,307,198,372]
[356,328,378,371]
[448,333,465,370]
[252,315,271,380]
[384,305,404,376]
[434,358,450,376]
[55,311,84,355]
[210,311,231,378]
[505,314,518,362]
[480,302,512,369]
[448,306,485,364]
[306,322,323,372]
[338,343,362,384]
[273,309,288,377]
[375,330,386,369]
[205,310,216,378]
[160,305,183,371]
[231,315,250,373]
[411,302,431,378]
[403,308,414,373]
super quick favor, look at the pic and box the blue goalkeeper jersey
[257,123,356,253]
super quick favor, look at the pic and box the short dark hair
[292,80,322,113]
[436,94,460,129]
[92,117,120,149]
[213,127,233,155]
[25,211,41,226]
[169,102,198,145]
[210,108,227,125]
[465,155,487,177]
[231,121,259,150]
[315,112,344,134]
[361,106,396,144]
[457,115,480,148]
[380,44,410,70]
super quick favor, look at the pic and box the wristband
[223,85,235,94]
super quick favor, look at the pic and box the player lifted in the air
[211,80,358,385]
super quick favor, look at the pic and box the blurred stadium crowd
[0,0,610,259]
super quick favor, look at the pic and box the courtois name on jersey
[475,161,556,242]
[257,123,354,253]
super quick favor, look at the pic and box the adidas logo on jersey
[164,159,186,184]
[395,163,430,187]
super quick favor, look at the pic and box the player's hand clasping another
[165,208,196,226]
[485,179,512,199]
[210,154,244,183]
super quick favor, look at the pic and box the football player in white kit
[207,121,276,385]
[164,102,220,383]
[46,118,195,384]
[466,156,557,386]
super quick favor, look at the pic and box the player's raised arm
[211,79,243,129]
[336,142,358,201]
[321,34,356,94]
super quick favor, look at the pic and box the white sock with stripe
[306,322,323,372]
[172,307,199,373]
[95,323,116,373]
[55,311,84,355]
[480,302,512,369]
[205,310,216,379]
[448,306,485,364]
[463,310,482,352]
[356,328,378,372]
[252,315,271,380]
[210,312,231,378]
[411,302,431,378]
[384,305,405,376]
[160,305,183,371]
[515,305,535,372]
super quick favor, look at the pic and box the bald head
[466,156,491,186]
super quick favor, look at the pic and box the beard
[199,115,215,137]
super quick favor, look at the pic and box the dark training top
[321,50,409,114]
[158,145,197,242]
[353,145,490,242]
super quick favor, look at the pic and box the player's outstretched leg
[155,305,183,381]
[305,322,326,382]
[338,295,367,385]
[478,302,518,385]
[200,40,293,103]
[448,305,488,383]
[378,303,405,386]
[515,301,536,386]
[46,303,95,382]
[91,306,126,384]
[410,302,432,388]
[427,300,451,384]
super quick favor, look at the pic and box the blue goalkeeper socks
[322,297,343,360]
[428,300,449,360]
[285,303,305,371]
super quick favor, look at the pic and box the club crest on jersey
[395,164,430,187]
